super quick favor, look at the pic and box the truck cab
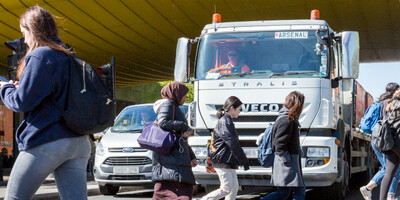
[174,11,370,200]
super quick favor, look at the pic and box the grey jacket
[388,96,400,129]
[271,107,305,187]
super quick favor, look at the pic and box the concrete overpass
[0,0,399,87]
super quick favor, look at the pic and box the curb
[31,187,102,200]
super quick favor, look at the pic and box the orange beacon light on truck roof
[213,13,221,23]
[311,10,320,20]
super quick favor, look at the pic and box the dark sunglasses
[228,53,238,57]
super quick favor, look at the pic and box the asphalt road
[88,185,385,200]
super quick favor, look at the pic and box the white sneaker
[360,186,372,200]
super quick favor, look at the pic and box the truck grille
[237,129,265,136]
[248,158,261,166]
[233,115,277,122]
[103,157,152,166]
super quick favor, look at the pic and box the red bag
[205,136,216,173]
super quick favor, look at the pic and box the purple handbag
[137,106,176,155]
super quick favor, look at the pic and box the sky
[357,62,400,100]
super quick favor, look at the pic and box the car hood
[100,130,141,148]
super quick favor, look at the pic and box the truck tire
[367,143,377,180]
[322,150,349,200]
[99,184,120,195]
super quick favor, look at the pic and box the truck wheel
[99,184,120,195]
[322,151,349,200]
[339,150,350,198]
[367,144,377,180]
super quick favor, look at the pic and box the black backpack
[52,55,115,135]
[372,119,396,152]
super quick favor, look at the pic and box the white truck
[174,11,375,200]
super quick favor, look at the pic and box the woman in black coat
[202,96,249,200]
[152,81,197,200]
[262,91,306,200]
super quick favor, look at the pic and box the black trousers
[380,133,400,200]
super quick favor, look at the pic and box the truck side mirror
[341,31,359,79]
[174,38,191,83]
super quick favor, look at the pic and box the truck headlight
[96,142,105,156]
[192,146,208,158]
[307,147,330,158]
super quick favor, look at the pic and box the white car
[94,103,188,195]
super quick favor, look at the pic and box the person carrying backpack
[261,91,306,200]
[379,88,400,200]
[257,115,284,168]
[360,83,400,200]
[201,96,249,200]
[0,6,91,200]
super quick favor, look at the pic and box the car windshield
[111,104,188,133]
[195,30,328,80]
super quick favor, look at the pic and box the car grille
[109,175,148,180]
[108,148,147,152]
[103,157,152,166]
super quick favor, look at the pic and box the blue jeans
[371,141,400,195]
[5,136,91,200]
[261,187,306,200]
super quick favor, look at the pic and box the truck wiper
[218,72,266,79]
[267,71,319,78]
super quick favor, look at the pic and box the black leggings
[380,135,400,200]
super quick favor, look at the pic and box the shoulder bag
[137,105,176,155]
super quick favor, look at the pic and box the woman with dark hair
[379,83,400,200]
[360,82,400,200]
[201,96,249,200]
[261,91,306,200]
[0,6,90,200]
[152,81,197,200]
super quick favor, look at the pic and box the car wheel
[99,184,120,195]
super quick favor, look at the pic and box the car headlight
[96,142,105,156]
[307,147,330,158]
[192,146,208,158]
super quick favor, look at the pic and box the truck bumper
[194,167,337,187]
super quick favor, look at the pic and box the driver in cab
[209,49,251,74]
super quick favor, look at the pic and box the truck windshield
[195,30,328,80]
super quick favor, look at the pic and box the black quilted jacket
[211,114,249,169]
[151,100,196,185]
